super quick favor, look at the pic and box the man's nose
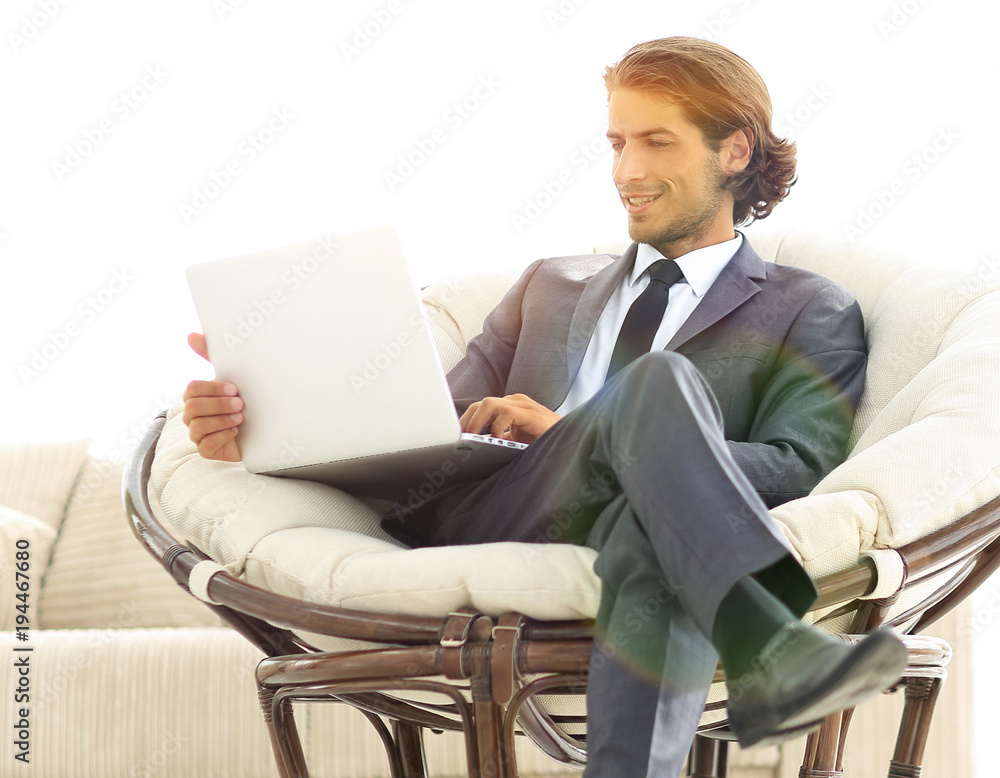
[613,144,646,186]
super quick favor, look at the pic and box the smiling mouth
[622,193,661,214]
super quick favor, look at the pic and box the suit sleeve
[446,259,544,415]
[727,283,867,508]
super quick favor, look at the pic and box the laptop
[185,225,526,501]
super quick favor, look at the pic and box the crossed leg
[585,496,719,776]
[406,350,814,633]
[385,351,817,773]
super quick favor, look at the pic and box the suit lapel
[666,239,767,351]
[564,242,638,386]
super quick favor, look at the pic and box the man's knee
[617,351,705,396]
[613,351,723,425]
[633,349,694,376]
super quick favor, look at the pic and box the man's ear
[721,127,753,174]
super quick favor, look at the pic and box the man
[184,38,906,777]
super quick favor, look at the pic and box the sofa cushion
[0,440,89,531]
[38,456,224,629]
[0,504,57,630]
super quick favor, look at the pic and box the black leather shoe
[725,623,908,748]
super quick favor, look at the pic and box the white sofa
[1,228,995,777]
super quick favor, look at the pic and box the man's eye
[650,140,672,148]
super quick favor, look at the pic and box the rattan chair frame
[124,411,1000,778]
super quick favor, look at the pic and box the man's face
[607,88,738,258]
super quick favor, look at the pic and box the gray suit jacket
[446,239,867,508]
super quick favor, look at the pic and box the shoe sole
[734,631,907,748]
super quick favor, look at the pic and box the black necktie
[606,259,684,381]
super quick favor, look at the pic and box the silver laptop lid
[186,225,463,474]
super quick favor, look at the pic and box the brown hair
[604,37,796,225]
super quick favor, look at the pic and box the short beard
[628,154,729,253]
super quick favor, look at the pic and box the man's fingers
[183,379,238,401]
[458,394,559,443]
[462,399,504,435]
[459,401,490,433]
[196,427,242,462]
[459,398,516,437]
[188,332,210,362]
[187,411,244,441]
[180,377,245,463]
[182,394,243,424]
[489,411,515,439]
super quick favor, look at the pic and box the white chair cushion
[244,526,599,620]
[151,397,601,620]
[770,272,1000,585]
[149,230,1000,632]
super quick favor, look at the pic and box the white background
[2,0,998,772]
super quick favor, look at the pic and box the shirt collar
[630,232,744,298]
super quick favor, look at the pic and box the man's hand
[182,332,243,462]
[459,393,560,444]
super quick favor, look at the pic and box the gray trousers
[389,351,815,776]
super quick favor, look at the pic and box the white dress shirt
[554,233,743,416]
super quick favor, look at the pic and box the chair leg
[258,686,311,778]
[392,720,429,778]
[797,712,848,777]
[687,734,729,776]
[887,676,944,778]
[473,697,504,778]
